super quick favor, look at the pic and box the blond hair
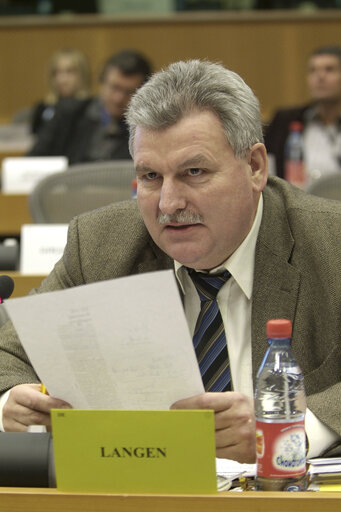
[45,48,91,104]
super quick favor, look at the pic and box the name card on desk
[20,224,68,274]
[51,409,217,494]
[2,156,68,194]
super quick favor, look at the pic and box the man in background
[265,45,341,182]
[28,49,152,164]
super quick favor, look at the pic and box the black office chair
[29,160,136,223]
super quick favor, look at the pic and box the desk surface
[0,193,32,236]
[0,488,340,512]
[2,272,46,297]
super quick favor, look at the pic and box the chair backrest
[29,160,136,223]
[306,173,341,201]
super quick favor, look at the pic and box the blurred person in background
[264,45,341,183]
[31,48,91,135]
[28,49,152,164]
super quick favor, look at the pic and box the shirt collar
[174,194,263,300]
[304,104,341,127]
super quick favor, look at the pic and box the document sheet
[5,270,204,409]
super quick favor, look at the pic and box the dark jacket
[264,105,311,179]
[28,97,131,165]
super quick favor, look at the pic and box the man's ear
[249,143,268,192]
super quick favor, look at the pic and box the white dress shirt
[303,107,341,187]
[175,194,338,458]
[304,121,341,186]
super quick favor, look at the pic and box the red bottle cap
[266,319,292,338]
[289,121,303,132]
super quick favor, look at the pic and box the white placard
[1,156,68,194]
[20,224,68,275]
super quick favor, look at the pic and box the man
[265,45,341,183]
[0,60,340,463]
[28,49,152,164]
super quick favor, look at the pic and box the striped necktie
[188,269,231,392]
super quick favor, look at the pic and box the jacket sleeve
[0,216,83,393]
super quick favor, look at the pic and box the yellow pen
[40,383,48,395]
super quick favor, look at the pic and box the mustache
[157,211,204,225]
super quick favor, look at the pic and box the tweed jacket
[0,177,340,439]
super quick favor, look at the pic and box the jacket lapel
[251,185,301,382]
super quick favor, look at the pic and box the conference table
[0,135,34,237]
[0,193,32,236]
[1,271,45,297]
[0,488,339,512]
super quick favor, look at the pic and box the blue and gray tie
[188,269,231,392]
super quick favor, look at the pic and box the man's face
[134,110,267,270]
[100,68,145,119]
[307,54,341,103]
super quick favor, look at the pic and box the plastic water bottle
[131,178,137,199]
[284,121,306,189]
[255,319,307,491]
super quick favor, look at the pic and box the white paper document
[308,457,341,475]
[216,457,256,479]
[5,270,204,409]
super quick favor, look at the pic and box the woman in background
[31,48,91,134]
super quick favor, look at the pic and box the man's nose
[159,180,187,215]
[113,91,126,104]
[315,69,326,80]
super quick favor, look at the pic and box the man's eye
[188,168,202,176]
[145,172,158,180]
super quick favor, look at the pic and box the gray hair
[126,59,263,158]
[310,45,341,64]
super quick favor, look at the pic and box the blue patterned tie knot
[189,270,231,302]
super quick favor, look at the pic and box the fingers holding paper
[3,383,72,432]
[171,391,256,463]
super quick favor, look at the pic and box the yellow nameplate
[51,409,217,494]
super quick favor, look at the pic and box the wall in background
[1,10,341,123]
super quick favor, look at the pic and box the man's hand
[3,383,72,432]
[171,391,256,463]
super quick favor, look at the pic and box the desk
[1,272,46,297]
[0,488,339,512]
[0,193,32,236]
[0,132,32,172]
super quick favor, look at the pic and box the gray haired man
[1,60,340,463]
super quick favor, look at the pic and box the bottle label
[256,418,306,478]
